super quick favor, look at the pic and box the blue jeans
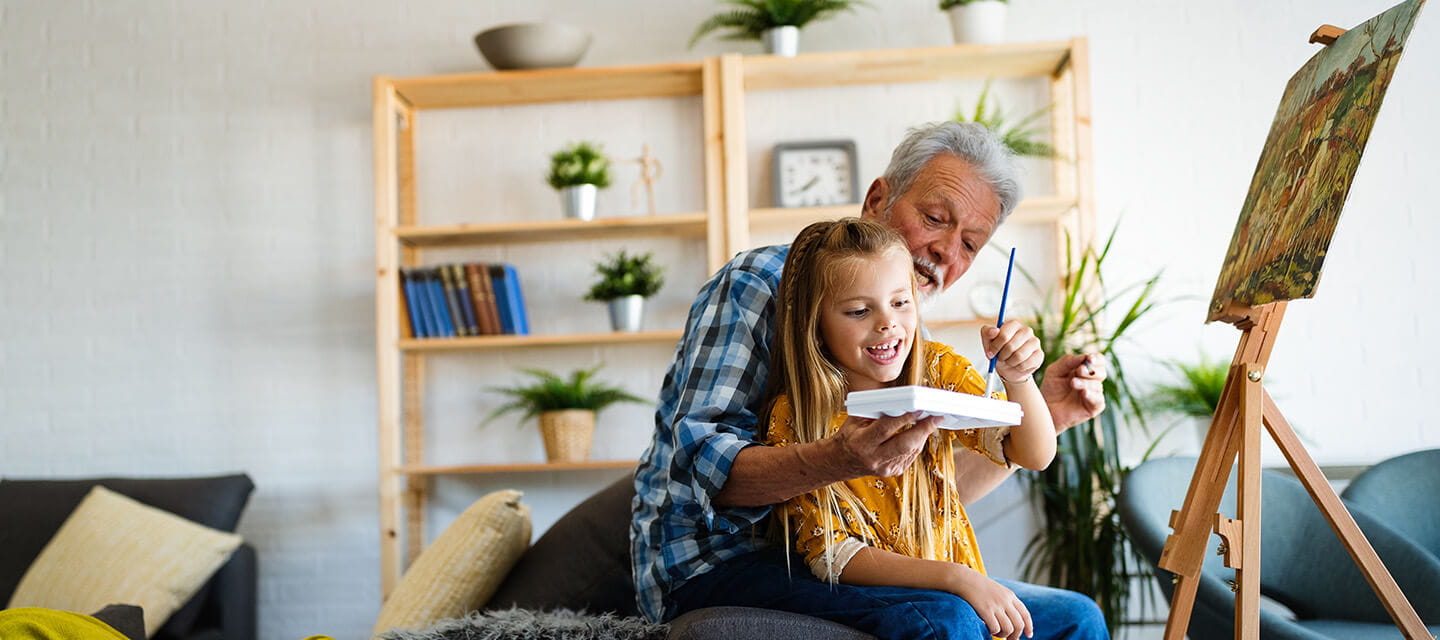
[668,548,1109,640]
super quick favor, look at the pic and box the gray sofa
[0,474,258,640]
[486,476,873,640]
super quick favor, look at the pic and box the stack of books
[399,263,529,338]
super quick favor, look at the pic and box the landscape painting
[1207,0,1426,323]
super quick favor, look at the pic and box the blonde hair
[762,218,959,578]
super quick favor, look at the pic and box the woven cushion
[488,475,637,615]
[7,486,243,638]
[373,489,532,635]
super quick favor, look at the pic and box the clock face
[775,143,857,208]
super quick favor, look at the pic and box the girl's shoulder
[922,340,983,394]
[923,340,974,371]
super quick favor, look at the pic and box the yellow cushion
[6,486,242,638]
[373,489,531,635]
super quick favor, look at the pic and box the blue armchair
[1117,457,1440,640]
[1342,449,1440,562]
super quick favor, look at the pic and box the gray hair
[881,121,1020,223]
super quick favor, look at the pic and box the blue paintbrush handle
[987,247,1017,376]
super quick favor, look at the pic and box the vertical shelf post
[718,54,751,263]
[373,77,407,598]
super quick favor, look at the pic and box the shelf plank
[743,42,1073,91]
[394,212,708,247]
[388,62,705,109]
[399,329,683,351]
[397,460,638,475]
[747,196,1075,235]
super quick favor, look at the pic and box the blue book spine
[502,264,529,335]
[426,268,456,337]
[415,268,439,338]
[452,264,480,336]
[489,264,514,334]
[400,268,426,338]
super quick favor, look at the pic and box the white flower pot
[560,183,597,221]
[763,26,800,57]
[607,294,646,332]
[947,1,1007,45]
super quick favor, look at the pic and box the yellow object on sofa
[373,489,532,636]
[0,608,131,640]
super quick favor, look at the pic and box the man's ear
[860,177,888,219]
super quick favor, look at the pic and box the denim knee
[901,591,993,640]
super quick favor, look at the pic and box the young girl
[762,217,1058,640]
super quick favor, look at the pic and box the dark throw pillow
[487,476,637,615]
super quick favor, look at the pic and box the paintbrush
[984,247,1017,398]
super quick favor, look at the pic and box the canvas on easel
[1159,1,1431,639]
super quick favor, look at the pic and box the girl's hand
[947,565,1033,640]
[981,321,1044,385]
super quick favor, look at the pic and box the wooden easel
[1158,299,1432,640]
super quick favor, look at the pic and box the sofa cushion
[667,607,876,640]
[374,489,532,635]
[8,486,243,638]
[487,475,637,616]
[0,473,254,637]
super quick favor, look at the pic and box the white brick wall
[2,1,1436,639]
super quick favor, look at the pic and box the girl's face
[819,249,918,392]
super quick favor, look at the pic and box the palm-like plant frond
[955,80,1059,159]
[484,366,647,426]
[689,0,868,48]
[1147,356,1230,418]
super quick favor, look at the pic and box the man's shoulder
[721,244,789,281]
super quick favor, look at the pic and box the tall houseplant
[548,141,612,221]
[689,0,869,57]
[485,366,646,462]
[1017,226,1166,635]
[586,251,666,333]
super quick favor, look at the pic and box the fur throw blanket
[378,608,669,640]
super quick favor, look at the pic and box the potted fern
[689,0,869,57]
[941,0,1008,45]
[954,81,1057,159]
[486,366,646,463]
[1146,355,1230,452]
[548,141,612,221]
[585,251,666,332]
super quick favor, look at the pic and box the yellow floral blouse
[764,341,1009,581]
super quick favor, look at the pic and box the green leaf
[954,79,1061,159]
[548,141,612,189]
[585,250,666,301]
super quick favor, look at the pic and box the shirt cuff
[692,435,767,533]
[806,537,868,584]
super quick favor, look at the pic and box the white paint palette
[845,385,1022,430]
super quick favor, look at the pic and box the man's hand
[1040,352,1107,431]
[715,412,939,507]
[819,412,940,478]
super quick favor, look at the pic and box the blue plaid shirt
[630,244,788,622]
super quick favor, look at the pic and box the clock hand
[789,175,820,196]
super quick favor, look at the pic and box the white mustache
[913,256,946,297]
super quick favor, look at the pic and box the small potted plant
[941,0,1008,45]
[954,81,1058,159]
[548,141,612,221]
[485,366,647,463]
[1146,355,1230,451]
[689,0,870,57]
[585,251,666,332]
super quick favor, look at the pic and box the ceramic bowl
[474,23,592,71]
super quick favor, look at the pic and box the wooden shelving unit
[373,40,1094,597]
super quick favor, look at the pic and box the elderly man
[631,122,1109,640]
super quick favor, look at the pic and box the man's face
[861,153,1002,302]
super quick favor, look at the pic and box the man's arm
[714,413,941,507]
[954,352,1107,505]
